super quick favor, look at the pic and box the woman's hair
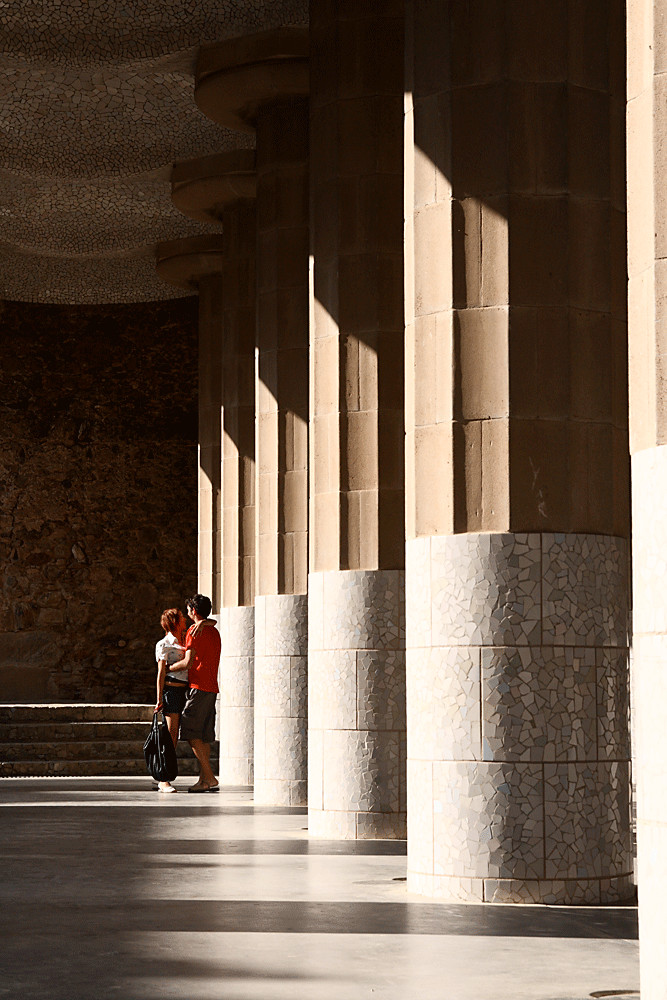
[160,608,186,645]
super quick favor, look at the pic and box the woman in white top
[154,607,189,793]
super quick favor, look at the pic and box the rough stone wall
[0,297,198,703]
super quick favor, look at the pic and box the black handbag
[143,711,178,782]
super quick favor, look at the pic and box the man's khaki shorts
[180,688,217,743]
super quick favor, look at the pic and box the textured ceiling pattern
[0,1,307,303]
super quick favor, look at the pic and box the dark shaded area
[153,837,407,856]
[3,898,638,939]
[0,297,199,702]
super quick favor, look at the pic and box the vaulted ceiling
[0,1,307,303]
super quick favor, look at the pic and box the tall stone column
[404,2,631,901]
[196,30,309,805]
[171,152,258,786]
[309,2,406,839]
[628,0,667,991]
[155,235,225,610]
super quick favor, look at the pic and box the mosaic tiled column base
[308,569,406,839]
[254,593,308,806]
[406,532,632,903]
[218,605,254,786]
[632,447,667,991]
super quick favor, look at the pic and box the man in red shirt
[168,593,221,792]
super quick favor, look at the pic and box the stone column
[308,2,406,839]
[196,30,309,805]
[404,2,631,901]
[171,153,258,786]
[155,234,225,609]
[628,0,667,991]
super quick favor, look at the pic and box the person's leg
[158,710,180,792]
[165,712,179,748]
[188,738,218,788]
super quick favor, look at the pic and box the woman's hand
[154,701,162,713]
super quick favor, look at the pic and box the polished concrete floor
[0,777,639,1000]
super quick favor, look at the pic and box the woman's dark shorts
[162,685,187,716]
[179,688,217,743]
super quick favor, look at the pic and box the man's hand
[168,648,193,672]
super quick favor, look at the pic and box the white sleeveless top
[155,632,188,683]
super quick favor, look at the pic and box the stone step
[0,703,220,778]
[0,758,209,778]
[0,740,219,763]
[0,721,151,742]
[0,704,155,724]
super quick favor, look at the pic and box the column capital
[155,234,225,291]
[195,26,309,132]
[171,151,257,224]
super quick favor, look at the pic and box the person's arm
[156,658,167,712]
[168,648,194,673]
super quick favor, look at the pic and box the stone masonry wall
[0,297,198,703]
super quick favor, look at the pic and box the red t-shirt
[184,622,221,693]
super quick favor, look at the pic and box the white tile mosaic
[356,650,406,731]
[633,435,667,980]
[399,731,407,814]
[307,727,323,811]
[542,533,628,646]
[309,568,407,839]
[407,646,481,762]
[481,645,597,762]
[406,759,433,875]
[262,717,307,782]
[309,649,356,730]
[308,809,356,840]
[321,569,405,651]
[323,729,402,814]
[254,593,307,805]
[254,716,266,781]
[430,533,541,647]
[255,654,292,717]
[259,592,308,656]
[544,761,632,879]
[407,529,631,901]
[307,572,325,651]
[632,632,667,824]
[220,605,254,657]
[597,648,630,761]
[432,761,544,880]
[636,820,667,991]
[406,872,484,902]
[290,654,308,718]
[406,535,432,647]
[356,812,407,839]
[219,654,253,708]
[218,605,254,786]
[482,876,635,905]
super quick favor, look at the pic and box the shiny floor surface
[0,778,639,1000]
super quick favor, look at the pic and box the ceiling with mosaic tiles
[0,1,307,303]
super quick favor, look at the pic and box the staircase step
[0,704,222,778]
[0,704,155,724]
[0,721,151,742]
[0,758,210,778]
[0,740,219,763]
